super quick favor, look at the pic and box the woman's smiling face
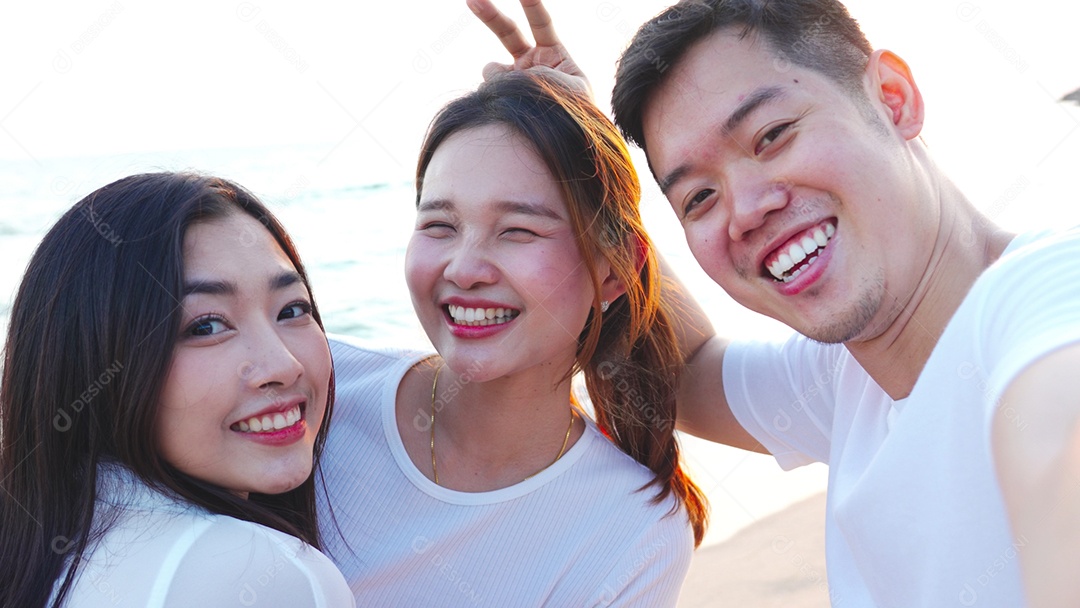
[406,124,604,381]
[155,212,331,498]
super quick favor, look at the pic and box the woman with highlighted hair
[321,72,707,606]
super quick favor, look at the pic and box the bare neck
[396,357,583,491]
[846,177,1014,399]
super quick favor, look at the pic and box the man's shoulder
[993,225,1080,272]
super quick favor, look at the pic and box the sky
[3,0,1078,193]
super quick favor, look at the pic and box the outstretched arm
[466,0,591,96]
[993,343,1080,608]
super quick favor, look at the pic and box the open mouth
[446,305,520,327]
[764,221,836,283]
[231,403,304,433]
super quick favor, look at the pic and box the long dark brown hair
[0,172,335,608]
[416,73,708,545]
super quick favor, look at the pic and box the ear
[598,265,628,307]
[596,235,646,308]
[864,49,924,140]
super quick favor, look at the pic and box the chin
[259,464,315,496]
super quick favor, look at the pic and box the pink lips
[240,418,308,446]
[445,311,517,339]
[773,231,835,296]
[231,398,309,447]
[442,299,520,339]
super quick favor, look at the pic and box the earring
[600,300,610,312]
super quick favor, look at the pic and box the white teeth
[232,404,302,433]
[448,305,520,327]
[766,223,836,281]
[789,242,807,265]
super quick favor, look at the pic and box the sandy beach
[679,492,830,607]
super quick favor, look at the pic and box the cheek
[686,228,727,272]
[156,351,234,436]
[404,238,438,294]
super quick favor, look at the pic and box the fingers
[482,61,514,82]
[518,0,561,47]
[526,65,593,98]
[467,0,534,59]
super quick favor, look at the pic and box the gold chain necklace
[430,364,575,486]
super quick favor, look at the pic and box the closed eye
[501,227,543,242]
[504,227,537,235]
[419,222,455,237]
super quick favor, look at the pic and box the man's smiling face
[642,28,937,344]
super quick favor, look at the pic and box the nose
[442,237,499,289]
[727,163,790,242]
[241,325,304,390]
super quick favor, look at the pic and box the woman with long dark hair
[0,173,353,607]
[321,72,707,605]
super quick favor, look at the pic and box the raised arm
[466,0,591,96]
[993,343,1080,607]
[661,257,767,453]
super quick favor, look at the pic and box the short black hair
[612,0,873,152]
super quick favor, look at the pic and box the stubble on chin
[801,268,887,345]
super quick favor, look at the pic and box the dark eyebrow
[417,198,563,221]
[657,86,787,196]
[494,200,563,221]
[417,198,453,213]
[723,86,786,135]
[182,270,302,297]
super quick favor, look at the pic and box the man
[469,0,1080,605]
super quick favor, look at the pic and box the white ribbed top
[319,336,694,607]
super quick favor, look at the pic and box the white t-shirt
[723,227,1080,607]
[55,463,354,608]
[319,337,694,607]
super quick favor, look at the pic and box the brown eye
[683,189,715,218]
[278,301,312,321]
[186,316,227,337]
[756,122,792,154]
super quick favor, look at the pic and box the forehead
[641,28,840,172]
[421,124,564,211]
[183,212,292,276]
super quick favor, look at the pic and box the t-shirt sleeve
[977,230,1080,410]
[588,508,695,607]
[163,517,355,608]
[723,334,840,469]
